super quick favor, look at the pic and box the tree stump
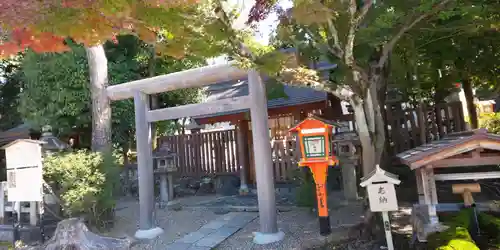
[22,218,134,250]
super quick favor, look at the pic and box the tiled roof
[194,62,337,120]
[395,129,500,169]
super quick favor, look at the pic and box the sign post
[360,165,401,250]
[1,139,45,245]
[289,115,339,236]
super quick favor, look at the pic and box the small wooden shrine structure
[396,129,500,240]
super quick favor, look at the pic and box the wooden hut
[396,129,500,228]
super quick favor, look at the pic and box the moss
[436,238,480,250]
[478,212,500,247]
[427,209,479,249]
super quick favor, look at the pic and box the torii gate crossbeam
[106,62,284,244]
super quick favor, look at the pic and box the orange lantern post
[289,115,339,236]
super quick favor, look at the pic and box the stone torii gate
[106,62,285,244]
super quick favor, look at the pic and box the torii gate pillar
[248,70,285,244]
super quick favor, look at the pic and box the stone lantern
[39,125,69,155]
[153,142,177,208]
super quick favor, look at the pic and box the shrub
[288,168,316,208]
[479,112,500,134]
[43,150,120,229]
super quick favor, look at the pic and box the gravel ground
[215,203,364,250]
[104,195,365,250]
[105,197,222,249]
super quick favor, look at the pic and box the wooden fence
[157,101,466,182]
[158,130,239,177]
[385,101,465,155]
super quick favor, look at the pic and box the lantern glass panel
[303,135,326,158]
[159,159,166,167]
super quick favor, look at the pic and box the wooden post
[237,120,250,194]
[417,103,427,145]
[421,166,438,224]
[0,182,4,224]
[29,201,37,226]
[248,70,284,244]
[382,211,394,250]
[415,168,425,204]
[133,91,163,239]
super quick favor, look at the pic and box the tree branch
[345,0,358,66]
[354,0,373,28]
[378,0,453,68]
[326,19,344,57]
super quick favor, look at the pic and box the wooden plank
[196,134,203,176]
[203,133,211,173]
[279,141,288,182]
[228,130,236,172]
[147,96,251,122]
[443,105,451,134]
[436,104,444,138]
[234,129,241,171]
[199,133,206,173]
[220,131,227,173]
[107,62,247,100]
[385,104,396,154]
[433,155,500,168]
[399,106,410,152]
[430,107,439,141]
[187,135,194,175]
[180,135,187,175]
[435,171,500,181]
[407,108,419,148]
[192,134,199,175]
[417,103,427,145]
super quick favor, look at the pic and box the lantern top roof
[360,165,401,187]
[153,143,177,159]
[288,115,341,133]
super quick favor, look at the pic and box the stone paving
[165,212,257,250]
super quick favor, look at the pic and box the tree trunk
[348,63,387,240]
[462,78,478,129]
[350,92,385,177]
[85,44,111,153]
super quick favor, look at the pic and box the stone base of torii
[106,63,285,244]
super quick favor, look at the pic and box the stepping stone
[169,212,258,249]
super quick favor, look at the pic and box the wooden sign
[367,183,398,212]
[2,139,45,202]
[360,165,401,250]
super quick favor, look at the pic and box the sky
[229,0,293,44]
[209,0,292,64]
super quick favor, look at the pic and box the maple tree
[0,0,233,152]
[254,0,490,176]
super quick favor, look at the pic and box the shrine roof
[395,129,500,169]
[193,60,337,121]
[289,115,342,132]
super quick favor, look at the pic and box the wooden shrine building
[189,63,343,184]
[396,129,500,229]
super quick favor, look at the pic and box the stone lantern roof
[39,125,69,151]
[153,142,176,159]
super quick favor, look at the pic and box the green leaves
[18,35,205,146]
[43,150,120,228]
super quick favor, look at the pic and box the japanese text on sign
[366,183,398,212]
